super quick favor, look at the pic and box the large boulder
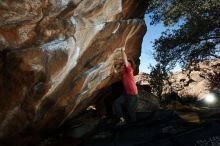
[136,89,160,112]
[0,0,148,145]
[135,74,160,112]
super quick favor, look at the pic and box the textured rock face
[163,59,220,100]
[135,72,150,85]
[0,0,147,144]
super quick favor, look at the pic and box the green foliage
[149,63,168,100]
[147,0,220,69]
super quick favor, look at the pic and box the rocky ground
[35,107,220,146]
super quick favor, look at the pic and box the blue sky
[139,14,181,73]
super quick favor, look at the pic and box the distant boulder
[163,59,220,100]
[135,72,150,85]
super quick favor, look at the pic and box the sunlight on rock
[177,112,200,123]
[204,93,216,104]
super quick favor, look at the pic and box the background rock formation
[135,72,150,85]
[0,0,148,144]
[135,59,220,103]
[163,59,220,100]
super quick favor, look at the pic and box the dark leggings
[113,93,137,122]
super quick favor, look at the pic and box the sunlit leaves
[147,0,220,69]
